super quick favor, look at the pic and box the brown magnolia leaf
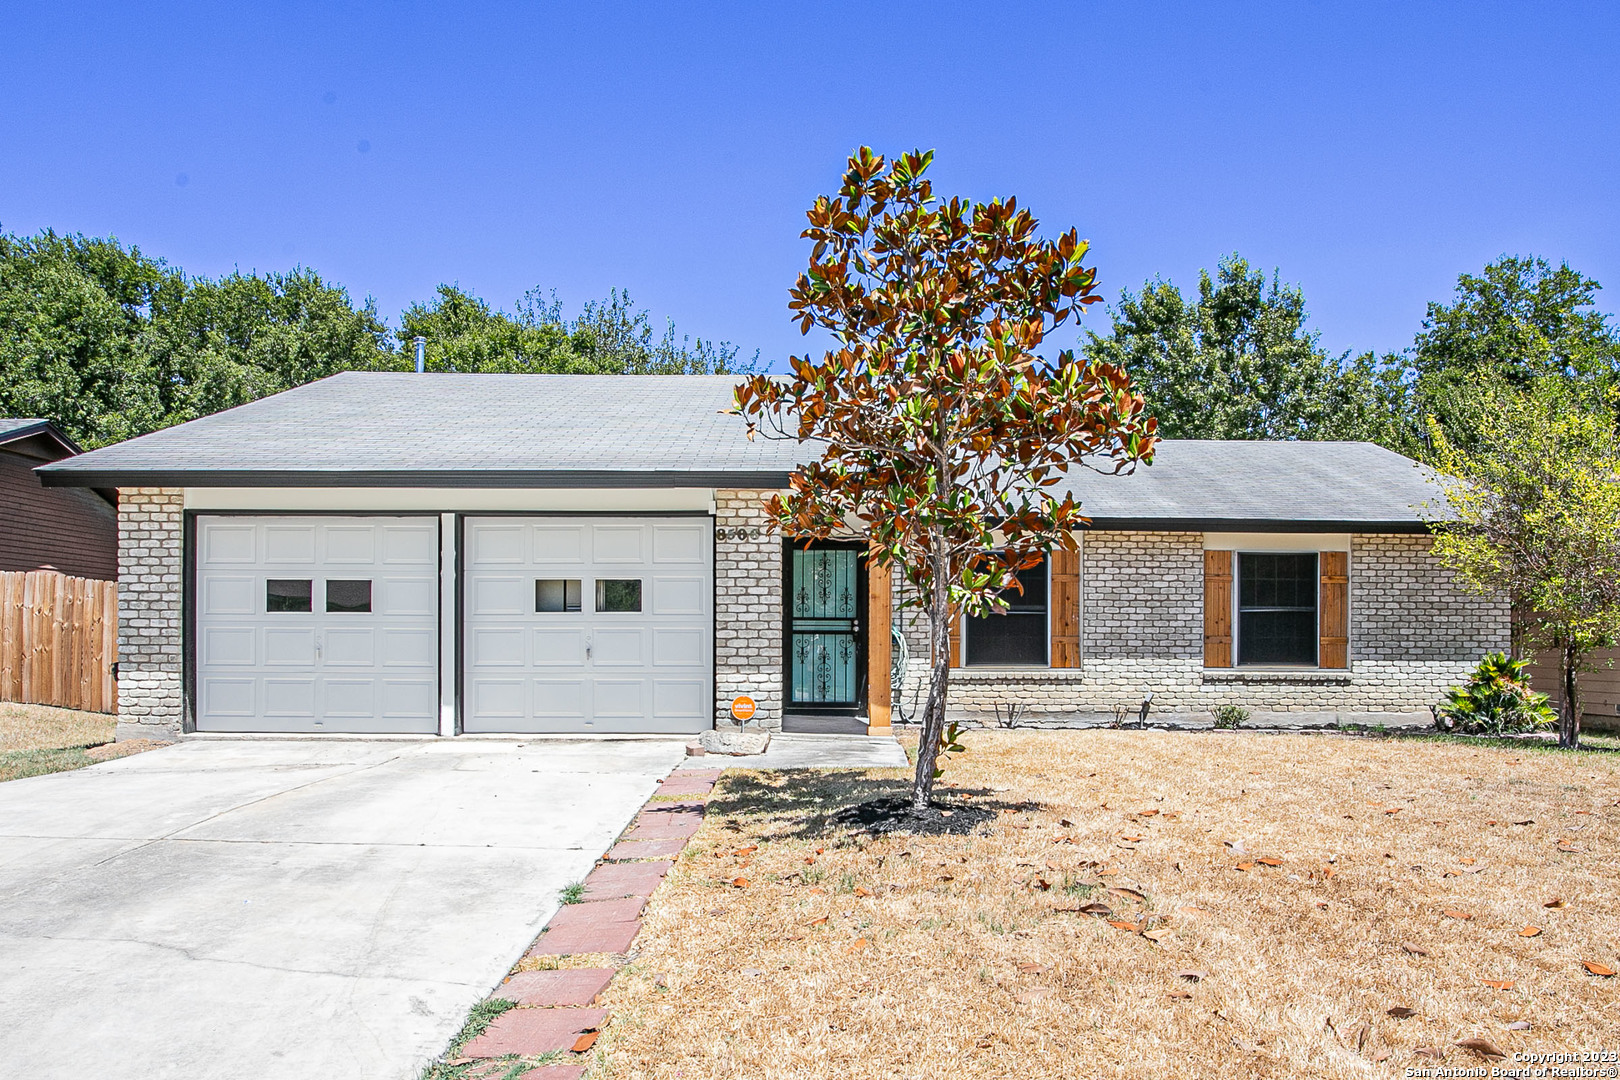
[1098,867,1120,877]
[1106,919,1142,933]
[806,915,829,927]
[1385,807,1403,815]
[1079,902,1113,915]
[853,886,871,897]
[1166,989,1192,999]
[1444,909,1474,920]
[1459,857,1475,865]
[1119,834,1146,842]
[847,937,868,953]
[732,845,758,857]
[1059,819,1073,827]
[937,875,954,882]
[1479,979,1515,991]
[803,856,816,865]
[1518,925,1542,937]
[1581,960,1617,977]
[1143,928,1174,942]
[1017,962,1048,974]
[1235,861,1255,872]
[1109,886,1146,902]
[1401,942,1430,956]
[1557,841,1585,853]
[1386,1006,1416,1018]
[1176,969,1208,982]
[1139,809,1160,816]
[1512,819,1534,825]
[1257,856,1282,866]
[1455,1038,1506,1061]
[571,1030,600,1053]
[731,877,749,888]
[1371,1048,1391,1062]
[1031,878,1051,891]
[1543,898,1566,908]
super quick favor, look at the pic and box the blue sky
[2,2,1616,369]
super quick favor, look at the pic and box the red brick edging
[449,767,723,1078]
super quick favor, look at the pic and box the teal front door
[787,545,863,711]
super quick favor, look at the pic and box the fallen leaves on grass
[1581,960,1616,977]
[1443,909,1475,920]
[1386,1006,1416,1018]
[1544,898,1566,908]
[1455,1038,1506,1061]
[1518,925,1542,937]
[1401,943,1430,956]
[572,1030,600,1053]
[1479,979,1515,991]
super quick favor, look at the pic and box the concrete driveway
[0,737,688,1080]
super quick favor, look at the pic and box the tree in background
[1412,256,1620,452]
[735,148,1156,813]
[1,226,754,447]
[1424,384,1620,749]
[1083,254,1411,445]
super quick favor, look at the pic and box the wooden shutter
[1049,547,1080,668]
[866,549,893,730]
[1203,550,1233,668]
[1319,550,1349,668]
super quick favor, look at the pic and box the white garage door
[194,516,440,733]
[462,516,712,734]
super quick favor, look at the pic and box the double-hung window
[964,554,1049,666]
[1236,552,1318,666]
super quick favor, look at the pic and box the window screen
[325,579,372,613]
[595,579,642,613]
[1237,552,1318,666]
[964,555,1048,666]
[535,579,583,613]
[266,579,312,613]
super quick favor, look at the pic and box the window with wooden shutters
[964,554,1048,666]
[1319,550,1349,668]
[1203,550,1233,668]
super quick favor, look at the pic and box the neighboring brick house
[0,419,117,581]
[35,372,1509,742]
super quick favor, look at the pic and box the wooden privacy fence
[0,571,117,714]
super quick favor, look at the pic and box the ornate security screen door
[788,547,861,709]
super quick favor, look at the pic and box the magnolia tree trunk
[911,547,952,811]
[1559,641,1582,749]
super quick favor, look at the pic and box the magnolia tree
[1426,386,1620,748]
[735,148,1158,811]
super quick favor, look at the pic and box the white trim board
[1203,532,1350,552]
[184,487,717,512]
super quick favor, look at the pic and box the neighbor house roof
[0,418,82,457]
[37,372,1447,531]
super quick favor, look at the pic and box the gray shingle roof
[1,418,80,454]
[37,372,1447,529]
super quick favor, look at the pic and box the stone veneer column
[713,489,786,731]
[115,488,185,741]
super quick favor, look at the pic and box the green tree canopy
[1084,254,1408,444]
[1,226,755,448]
[1412,256,1620,450]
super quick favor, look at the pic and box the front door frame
[781,539,869,716]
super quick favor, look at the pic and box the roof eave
[34,467,796,490]
[1082,516,1440,533]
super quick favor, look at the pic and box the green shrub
[1436,652,1557,736]
[1212,705,1249,729]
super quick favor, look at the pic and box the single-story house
[1,419,117,581]
[36,372,1509,742]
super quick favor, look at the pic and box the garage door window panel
[267,579,312,613]
[326,579,372,613]
[595,579,642,613]
[535,578,582,613]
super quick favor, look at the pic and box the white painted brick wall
[893,531,1511,728]
[713,489,785,731]
[116,488,185,740]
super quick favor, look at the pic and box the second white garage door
[462,516,712,733]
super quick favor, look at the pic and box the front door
[785,544,865,713]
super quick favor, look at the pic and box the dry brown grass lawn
[0,701,114,752]
[593,730,1619,1079]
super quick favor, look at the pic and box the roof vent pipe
[413,336,426,374]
